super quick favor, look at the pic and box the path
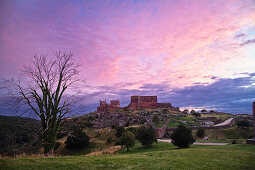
[214,118,234,127]
[158,139,228,145]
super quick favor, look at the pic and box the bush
[106,137,113,144]
[116,126,125,138]
[196,128,205,138]
[232,139,237,144]
[183,109,189,114]
[120,131,135,152]
[136,125,157,147]
[162,109,169,114]
[170,125,195,148]
[125,120,130,127]
[111,125,117,129]
[153,115,160,123]
[127,127,137,135]
[201,109,207,113]
[236,120,252,128]
[84,121,93,128]
[65,126,90,149]
[192,112,201,117]
[190,110,196,114]
[123,107,129,111]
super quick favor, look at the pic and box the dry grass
[87,145,122,156]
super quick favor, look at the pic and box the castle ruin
[97,99,121,112]
[128,96,172,109]
[97,95,179,112]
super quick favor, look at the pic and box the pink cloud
[0,0,255,91]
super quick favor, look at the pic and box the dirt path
[214,118,234,127]
[158,139,228,145]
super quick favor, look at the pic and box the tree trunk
[44,143,55,156]
[127,146,129,152]
[43,129,56,156]
[44,148,54,156]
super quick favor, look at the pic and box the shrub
[139,118,146,124]
[201,109,207,113]
[65,126,90,149]
[111,125,117,129]
[114,140,121,146]
[192,112,201,117]
[120,131,135,152]
[153,115,160,123]
[84,121,93,128]
[196,128,205,138]
[106,137,113,144]
[183,109,189,114]
[116,126,125,138]
[127,127,137,135]
[236,120,252,128]
[190,110,196,114]
[136,125,157,147]
[232,139,237,144]
[170,125,195,148]
[123,107,129,111]
[162,108,169,114]
[125,120,130,127]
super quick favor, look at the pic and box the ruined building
[97,99,121,112]
[97,95,179,112]
[128,96,173,109]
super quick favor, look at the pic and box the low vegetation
[1,142,255,169]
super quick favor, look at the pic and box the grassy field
[1,142,255,170]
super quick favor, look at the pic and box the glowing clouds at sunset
[0,0,255,114]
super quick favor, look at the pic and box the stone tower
[247,101,255,144]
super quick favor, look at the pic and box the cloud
[240,39,255,46]
[1,0,255,116]
[79,73,255,114]
[234,33,246,39]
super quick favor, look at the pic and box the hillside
[0,116,41,156]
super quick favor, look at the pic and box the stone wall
[128,95,172,109]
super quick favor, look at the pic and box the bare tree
[3,51,84,156]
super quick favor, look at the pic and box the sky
[0,0,255,115]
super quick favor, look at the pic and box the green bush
[65,126,90,149]
[153,115,159,123]
[232,139,237,144]
[170,125,195,148]
[196,128,205,138]
[106,137,113,144]
[127,127,137,135]
[236,120,252,128]
[116,126,125,138]
[192,112,201,117]
[123,107,129,111]
[120,131,135,152]
[136,125,157,147]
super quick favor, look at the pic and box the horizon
[1,0,255,116]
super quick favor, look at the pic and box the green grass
[195,138,246,144]
[1,142,255,170]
